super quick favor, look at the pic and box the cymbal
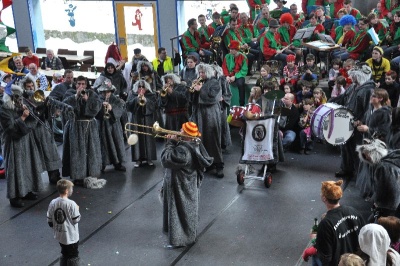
[264,90,285,100]
[273,107,291,116]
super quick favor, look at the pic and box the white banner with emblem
[242,118,275,162]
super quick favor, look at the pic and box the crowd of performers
[2,0,400,259]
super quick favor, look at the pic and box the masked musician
[222,40,248,107]
[0,83,44,208]
[212,63,232,150]
[159,74,188,132]
[161,122,213,249]
[126,80,157,168]
[246,0,269,22]
[95,80,126,172]
[26,63,49,91]
[190,63,224,178]
[93,62,128,101]
[21,77,63,185]
[134,60,162,92]
[330,64,374,179]
[122,48,148,91]
[382,11,400,59]
[179,55,198,88]
[62,76,105,188]
[331,17,372,61]
[259,19,288,69]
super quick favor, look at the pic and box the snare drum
[228,106,245,127]
[311,103,354,145]
[245,103,262,115]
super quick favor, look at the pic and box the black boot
[67,256,80,266]
[114,163,126,172]
[59,256,67,266]
[10,198,24,208]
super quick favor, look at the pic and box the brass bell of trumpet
[125,121,201,145]
[160,84,170,97]
[240,47,250,54]
[189,78,203,93]
[138,94,146,106]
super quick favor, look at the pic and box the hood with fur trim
[132,79,152,93]
[137,60,154,73]
[161,73,181,86]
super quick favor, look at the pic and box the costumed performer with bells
[162,122,213,249]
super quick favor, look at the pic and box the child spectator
[296,80,313,108]
[338,253,365,266]
[377,216,400,253]
[299,54,320,87]
[380,70,400,108]
[47,179,81,265]
[328,58,341,92]
[312,88,327,107]
[248,86,262,106]
[331,76,347,98]
[283,83,297,104]
[256,64,278,92]
[299,98,315,154]
[281,54,299,87]
[339,58,355,88]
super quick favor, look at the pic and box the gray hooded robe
[161,140,213,246]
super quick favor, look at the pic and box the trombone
[125,121,201,145]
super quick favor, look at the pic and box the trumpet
[160,84,171,97]
[189,78,203,93]
[125,121,201,145]
[240,47,250,54]
[138,94,146,106]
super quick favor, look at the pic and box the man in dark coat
[49,69,75,101]
[161,122,213,249]
[190,63,224,177]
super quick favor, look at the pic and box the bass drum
[311,103,354,145]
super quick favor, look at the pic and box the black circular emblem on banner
[54,208,66,224]
[252,124,266,142]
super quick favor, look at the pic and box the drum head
[322,107,354,145]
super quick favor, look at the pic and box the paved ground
[0,123,371,266]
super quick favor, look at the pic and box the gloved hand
[302,246,317,262]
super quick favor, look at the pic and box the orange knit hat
[182,122,201,137]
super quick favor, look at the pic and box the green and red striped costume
[222,53,248,79]
[224,28,245,48]
[388,21,400,45]
[260,31,283,60]
[347,29,372,59]
[181,30,207,55]
[238,24,259,43]
[301,0,324,14]
[246,0,270,21]
[330,26,356,47]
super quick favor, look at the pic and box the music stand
[317,34,336,45]
[293,26,316,40]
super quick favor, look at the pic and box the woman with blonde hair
[338,253,365,266]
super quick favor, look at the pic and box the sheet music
[293,26,316,40]
[367,28,379,45]
[317,34,336,44]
